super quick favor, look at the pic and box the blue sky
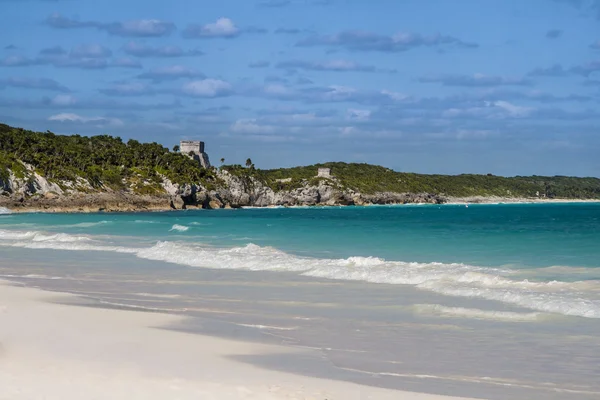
[1,0,599,176]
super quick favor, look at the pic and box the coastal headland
[2,123,599,213]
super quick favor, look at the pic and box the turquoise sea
[1,203,600,318]
[2,203,600,399]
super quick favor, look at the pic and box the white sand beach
[0,280,479,400]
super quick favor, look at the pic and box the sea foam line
[411,304,544,322]
[1,228,599,319]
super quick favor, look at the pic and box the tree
[220,157,225,165]
[172,145,180,152]
[245,158,252,168]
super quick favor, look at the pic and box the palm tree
[220,157,225,165]
[172,145,180,152]
[245,158,252,168]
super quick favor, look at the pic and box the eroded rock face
[0,164,447,212]
[161,170,447,209]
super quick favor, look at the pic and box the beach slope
[0,280,478,400]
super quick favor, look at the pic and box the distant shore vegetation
[1,123,599,199]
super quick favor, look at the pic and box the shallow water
[1,204,600,398]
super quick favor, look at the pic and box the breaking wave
[0,229,137,253]
[0,207,12,215]
[169,224,189,232]
[1,228,599,318]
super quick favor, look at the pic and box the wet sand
[1,248,600,399]
[0,279,482,400]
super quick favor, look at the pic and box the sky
[1,0,599,177]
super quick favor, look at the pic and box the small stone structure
[180,140,210,168]
[317,168,331,178]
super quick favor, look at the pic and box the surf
[1,227,599,319]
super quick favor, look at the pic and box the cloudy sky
[1,0,599,176]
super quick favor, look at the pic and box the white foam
[169,224,189,232]
[0,207,12,215]
[134,293,182,299]
[235,323,298,331]
[97,300,187,313]
[1,227,599,319]
[136,242,311,272]
[134,241,600,318]
[0,274,64,280]
[0,229,137,253]
[412,304,543,322]
[61,221,112,228]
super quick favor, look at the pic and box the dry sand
[0,280,480,400]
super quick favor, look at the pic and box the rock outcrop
[0,164,447,213]
[159,170,445,210]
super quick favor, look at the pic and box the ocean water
[1,203,600,399]
[1,203,599,318]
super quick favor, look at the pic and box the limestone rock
[208,200,222,209]
[170,196,185,210]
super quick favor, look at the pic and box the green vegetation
[0,123,218,194]
[1,123,599,199]
[258,162,600,199]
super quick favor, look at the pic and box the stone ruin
[317,168,331,178]
[180,140,210,168]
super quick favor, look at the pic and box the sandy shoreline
[0,279,479,400]
[445,196,600,205]
[1,197,599,214]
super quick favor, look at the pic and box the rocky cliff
[0,163,446,212]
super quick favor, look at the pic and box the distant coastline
[2,123,599,213]
[2,195,600,214]
[445,196,600,205]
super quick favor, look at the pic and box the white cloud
[183,18,240,38]
[322,85,357,101]
[380,90,408,101]
[110,20,175,37]
[263,84,293,95]
[182,79,232,97]
[138,65,204,81]
[443,101,533,119]
[277,59,381,72]
[230,119,276,134]
[204,18,238,36]
[122,41,203,58]
[492,100,533,117]
[70,44,112,59]
[442,107,486,118]
[101,82,152,96]
[48,113,123,126]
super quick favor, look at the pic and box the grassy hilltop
[255,163,600,199]
[2,123,600,199]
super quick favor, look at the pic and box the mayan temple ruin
[180,140,211,168]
